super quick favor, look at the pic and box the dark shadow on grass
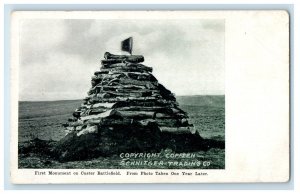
[19,126,224,164]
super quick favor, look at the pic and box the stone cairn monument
[55,39,202,162]
[65,52,195,136]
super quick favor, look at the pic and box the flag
[121,37,133,55]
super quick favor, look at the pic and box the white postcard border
[10,10,289,184]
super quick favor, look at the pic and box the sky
[19,19,224,101]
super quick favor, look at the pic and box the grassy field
[18,95,225,169]
[19,100,82,142]
[177,95,225,141]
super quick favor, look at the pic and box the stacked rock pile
[65,52,193,136]
[64,52,194,137]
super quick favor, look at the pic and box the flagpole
[130,37,133,55]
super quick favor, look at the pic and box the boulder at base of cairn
[53,123,162,162]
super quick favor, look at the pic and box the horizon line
[19,94,225,102]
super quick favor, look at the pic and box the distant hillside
[19,95,224,119]
[19,100,82,120]
[176,95,225,107]
[19,95,225,143]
